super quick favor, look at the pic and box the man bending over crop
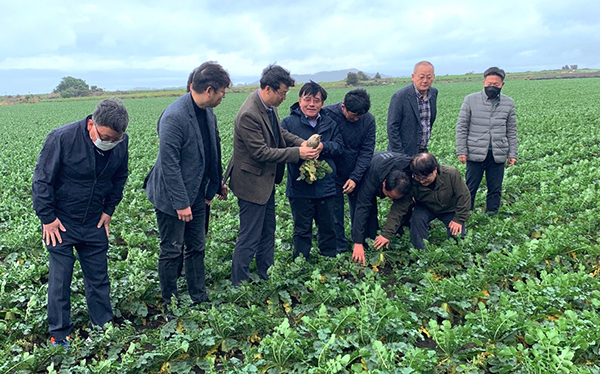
[351,152,413,265]
[32,98,130,348]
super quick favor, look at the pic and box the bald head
[414,61,434,74]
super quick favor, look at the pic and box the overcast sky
[1,0,599,95]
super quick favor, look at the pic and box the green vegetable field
[0,78,599,373]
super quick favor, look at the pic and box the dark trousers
[466,149,506,214]
[156,200,207,305]
[410,204,466,249]
[333,182,358,252]
[289,196,337,261]
[231,192,276,287]
[173,203,212,279]
[46,219,112,341]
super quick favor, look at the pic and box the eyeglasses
[274,88,288,98]
[94,122,124,143]
[301,96,322,104]
[415,74,435,81]
[412,173,431,182]
[346,111,363,121]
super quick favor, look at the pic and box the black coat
[32,117,129,225]
[145,93,221,215]
[351,151,412,243]
[386,84,438,157]
[281,103,343,199]
[323,103,376,185]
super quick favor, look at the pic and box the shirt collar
[304,112,321,127]
[413,84,430,100]
[257,89,272,111]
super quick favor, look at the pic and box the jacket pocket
[241,162,263,176]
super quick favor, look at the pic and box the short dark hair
[384,170,412,196]
[189,61,232,93]
[483,67,505,81]
[92,98,129,133]
[410,153,439,177]
[260,64,295,90]
[299,80,327,102]
[343,89,370,115]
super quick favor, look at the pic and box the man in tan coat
[226,65,319,286]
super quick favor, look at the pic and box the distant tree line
[54,76,104,98]
[562,65,578,71]
[345,71,382,86]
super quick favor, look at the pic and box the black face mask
[485,86,501,100]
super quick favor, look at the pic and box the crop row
[0,79,598,373]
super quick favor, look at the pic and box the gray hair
[92,97,129,133]
[414,61,434,73]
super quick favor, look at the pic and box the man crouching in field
[32,98,130,348]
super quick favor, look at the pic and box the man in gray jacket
[456,67,517,215]
[145,62,231,307]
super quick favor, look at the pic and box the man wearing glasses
[281,81,342,261]
[387,61,438,157]
[33,98,129,348]
[409,153,471,249]
[226,65,319,286]
[145,62,231,308]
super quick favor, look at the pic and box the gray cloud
[1,0,599,94]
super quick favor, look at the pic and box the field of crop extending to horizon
[0,78,599,373]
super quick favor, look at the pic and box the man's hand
[217,183,228,200]
[507,158,516,167]
[315,142,323,156]
[458,155,467,164]
[43,218,66,246]
[373,235,390,249]
[342,179,356,194]
[97,213,112,238]
[299,146,319,160]
[177,207,193,222]
[448,220,463,236]
[351,243,366,266]
[205,199,213,206]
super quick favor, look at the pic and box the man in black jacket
[387,61,438,157]
[281,81,343,261]
[32,98,129,348]
[350,152,413,265]
[323,89,376,253]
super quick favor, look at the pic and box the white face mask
[94,138,122,151]
[92,122,123,151]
